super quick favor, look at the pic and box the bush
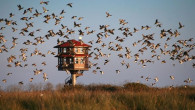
[123,82,150,92]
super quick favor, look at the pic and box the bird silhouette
[106,12,112,17]
[2,79,7,83]
[116,70,120,74]
[170,76,175,80]
[67,3,73,7]
[178,22,184,29]
[40,1,49,5]
[17,5,23,10]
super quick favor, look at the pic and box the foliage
[0,83,195,110]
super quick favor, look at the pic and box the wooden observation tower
[54,39,91,86]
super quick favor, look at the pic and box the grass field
[0,83,195,110]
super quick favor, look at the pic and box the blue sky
[0,0,195,89]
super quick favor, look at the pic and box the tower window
[63,48,66,53]
[69,58,73,64]
[75,48,78,53]
[80,48,83,52]
[64,58,66,62]
[75,58,79,64]
[80,58,84,64]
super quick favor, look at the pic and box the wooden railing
[59,63,89,71]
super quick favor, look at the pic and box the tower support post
[71,71,77,86]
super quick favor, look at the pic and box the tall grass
[0,83,194,110]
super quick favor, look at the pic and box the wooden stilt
[71,73,76,86]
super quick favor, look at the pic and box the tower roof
[54,39,92,48]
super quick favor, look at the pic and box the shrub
[123,82,150,92]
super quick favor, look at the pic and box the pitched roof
[54,39,91,48]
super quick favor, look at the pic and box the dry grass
[0,83,195,110]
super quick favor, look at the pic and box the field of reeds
[0,83,195,110]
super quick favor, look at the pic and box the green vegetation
[0,83,195,110]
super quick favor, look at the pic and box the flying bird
[42,7,49,13]
[2,79,7,83]
[104,59,110,65]
[116,70,120,74]
[78,17,84,20]
[60,10,65,15]
[40,1,49,5]
[170,76,175,80]
[29,78,33,82]
[9,13,14,18]
[43,73,48,81]
[100,71,104,75]
[17,5,23,10]
[67,3,73,7]
[18,81,24,85]
[92,70,97,74]
[106,12,112,17]
[154,77,159,82]
[7,73,12,76]
[178,22,184,29]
